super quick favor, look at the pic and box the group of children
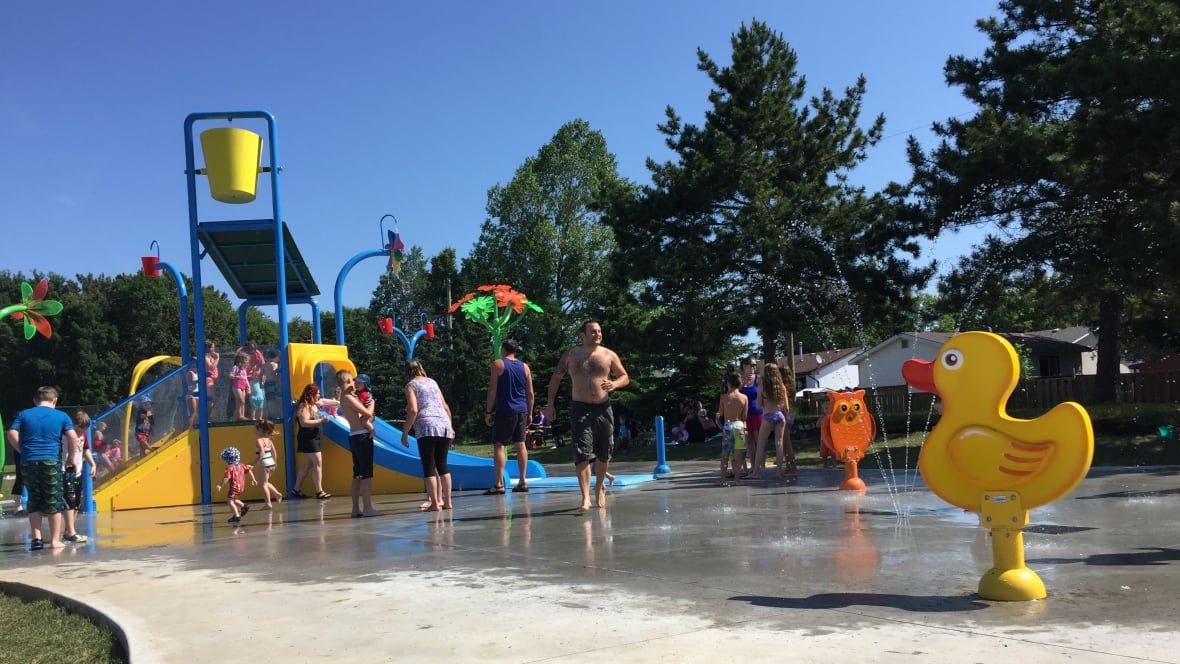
[214,373,374,523]
[715,360,798,486]
[228,343,280,422]
[214,419,285,523]
[5,393,95,549]
[191,341,282,426]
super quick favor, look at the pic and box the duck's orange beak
[902,358,938,395]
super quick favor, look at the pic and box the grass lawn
[0,593,124,664]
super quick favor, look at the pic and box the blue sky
[1,1,996,317]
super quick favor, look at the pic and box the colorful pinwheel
[448,284,542,356]
[1,278,64,492]
[386,229,406,275]
[2,278,64,340]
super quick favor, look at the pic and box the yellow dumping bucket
[199,127,262,203]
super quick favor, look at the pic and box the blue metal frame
[332,248,388,345]
[392,323,430,361]
[238,297,322,345]
[184,111,293,504]
[333,246,432,361]
[150,260,190,367]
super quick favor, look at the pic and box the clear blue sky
[1,1,996,317]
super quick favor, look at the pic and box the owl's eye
[852,402,861,412]
[839,403,849,413]
[940,348,963,371]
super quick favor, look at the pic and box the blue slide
[321,416,546,491]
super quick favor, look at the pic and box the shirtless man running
[545,321,629,512]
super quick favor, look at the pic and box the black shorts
[297,426,322,454]
[350,432,374,479]
[492,412,528,445]
[571,400,613,464]
[62,467,82,511]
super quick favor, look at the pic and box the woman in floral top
[401,359,455,512]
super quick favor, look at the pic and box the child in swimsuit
[253,421,283,509]
[215,447,256,523]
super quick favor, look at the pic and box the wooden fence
[797,371,1180,415]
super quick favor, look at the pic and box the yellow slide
[92,355,286,511]
[92,343,424,512]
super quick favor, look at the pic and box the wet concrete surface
[2,462,1179,663]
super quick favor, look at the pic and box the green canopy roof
[197,222,320,299]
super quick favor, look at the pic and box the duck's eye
[940,348,963,371]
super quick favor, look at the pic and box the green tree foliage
[905,0,1180,400]
[244,308,279,346]
[200,285,241,350]
[465,120,632,372]
[365,247,432,420]
[605,20,929,386]
[0,269,278,420]
[936,253,1097,332]
[423,249,491,439]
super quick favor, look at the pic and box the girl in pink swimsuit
[230,352,250,421]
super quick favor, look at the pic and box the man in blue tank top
[485,339,534,494]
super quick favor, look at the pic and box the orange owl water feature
[820,390,876,493]
[902,331,1094,601]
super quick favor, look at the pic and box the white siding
[815,363,861,390]
[855,338,943,388]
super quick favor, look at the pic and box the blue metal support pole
[184,110,282,504]
[183,113,212,505]
[152,261,190,368]
[311,299,322,344]
[653,416,672,476]
[332,247,388,345]
[237,302,250,346]
[82,423,96,513]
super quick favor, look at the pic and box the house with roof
[776,347,862,395]
[847,333,951,389]
[849,330,1117,388]
[1033,326,1132,375]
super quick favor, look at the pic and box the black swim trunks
[570,400,613,464]
[350,431,374,479]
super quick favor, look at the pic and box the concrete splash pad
[2,463,1179,663]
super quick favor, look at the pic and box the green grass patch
[0,593,124,664]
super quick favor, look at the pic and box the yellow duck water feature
[902,331,1094,600]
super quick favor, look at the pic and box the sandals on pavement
[316,491,331,500]
[512,484,529,493]
[483,486,506,495]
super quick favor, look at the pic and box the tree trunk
[1093,291,1123,403]
[761,333,776,366]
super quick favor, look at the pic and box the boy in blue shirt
[6,386,79,551]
